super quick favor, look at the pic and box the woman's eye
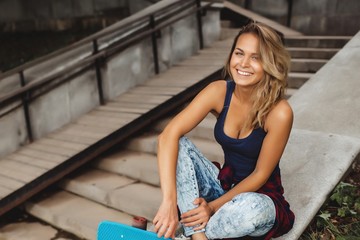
[235,52,244,56]
[251,56,259,60]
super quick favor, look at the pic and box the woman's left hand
[180,198,213,231]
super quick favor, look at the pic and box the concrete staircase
[0,14,354,240]
[285,36,349,93]
[0,36,349,240]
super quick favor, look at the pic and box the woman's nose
[240,56,250,67]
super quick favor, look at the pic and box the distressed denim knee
[205,192,276,239]
[176,137,224,237]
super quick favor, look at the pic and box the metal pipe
[19,71,33,142]
[287,0,293,27]
[150,15,160,74]
[93,40,105,105]
[196,0,204,49]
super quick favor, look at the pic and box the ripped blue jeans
[176,137,276,239]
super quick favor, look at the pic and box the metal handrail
[0,0,216,142]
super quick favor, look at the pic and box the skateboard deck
[97,220,171,240]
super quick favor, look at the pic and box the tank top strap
[224,80,235,108]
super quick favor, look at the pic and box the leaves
[300,181,360,240]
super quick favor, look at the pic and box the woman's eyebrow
[235,47,259,55]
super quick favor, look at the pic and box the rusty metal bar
[93,39,105,105]
[150,15,160,74]
[196,0,204,49]
[19,71,33,142]
[287,0,293,27]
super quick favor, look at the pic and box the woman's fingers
[155,221,177,239]
[157,224,167,238]
[153,200,179,238]
[181,212,209,227]
[193,222,207,231]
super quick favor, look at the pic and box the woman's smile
[236,69,253,76]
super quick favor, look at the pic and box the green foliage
[330,182,359,219]
[300,181,360,240]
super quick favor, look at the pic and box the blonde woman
[153,22,295,240]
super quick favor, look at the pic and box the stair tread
[289,72,314,77]
[287,47,341,51]
[26,190,134,240]
[60,168,161,220]
[291,58,328,63]
[94,150,160,186]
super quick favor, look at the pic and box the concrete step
[0,222,61,240]
[125,133,224,164]
[285,88,298,99]
[25,190,134,240]
[93,150,160,186]
[287,47,340,59]
[59,168,161,221]
[152,114,217,142]
[284,36,351,48]
[290,58,327,73]
[288,72,314,89]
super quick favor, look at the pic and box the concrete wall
[291,0,360,36]
[0,5,221,158]
[230,0,360,36]
[0,0,130,31]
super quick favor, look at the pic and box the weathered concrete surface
[290,31,360,138]
[230,0,360,35]
[0,222,58,240]
[26,191,134,240]
[276,129,360,240]
[93,150,160,186]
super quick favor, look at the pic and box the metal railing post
[19,71,34,142]
[93,39,105,105]
[244,0,251,9]
[150,15,160,75]
[287,0,293,27]
[196,0,204,49]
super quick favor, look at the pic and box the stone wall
[0,0,130,31]
[291,0,360,36]
[230,0,360,36]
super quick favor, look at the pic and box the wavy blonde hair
[223,21,290,131]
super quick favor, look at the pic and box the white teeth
[237,70,252,76]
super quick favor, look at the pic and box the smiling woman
[153,21,294,240]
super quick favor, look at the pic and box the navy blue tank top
[214,80,269,182]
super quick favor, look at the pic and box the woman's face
[229,33,264,89]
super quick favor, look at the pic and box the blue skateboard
[97,220,171,240]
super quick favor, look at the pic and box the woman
[153,21,295,240]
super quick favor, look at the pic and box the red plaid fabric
[217,165,295,240]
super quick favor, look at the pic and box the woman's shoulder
[206,80,228,90]
[201,80,227,100]
[265,99,293,131]
[202,80,228,115]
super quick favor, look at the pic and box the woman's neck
[233,85,254,105]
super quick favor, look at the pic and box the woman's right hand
[153,200,179,239]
